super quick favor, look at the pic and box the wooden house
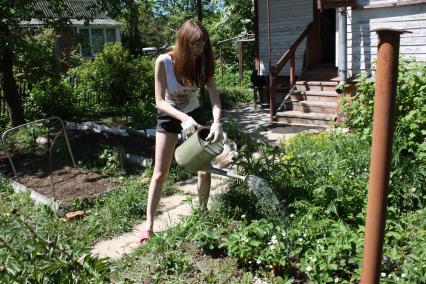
[254,0,426,125]
[22,0,123,59]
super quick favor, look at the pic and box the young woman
[140,20,223,243]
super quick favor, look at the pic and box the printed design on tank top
[162,54,200,113]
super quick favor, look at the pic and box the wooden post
[239,41,243,81]
[197,0,202,22]
[290,51,296,86]
[220,46,224,79]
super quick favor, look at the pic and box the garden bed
[0,128,155,206]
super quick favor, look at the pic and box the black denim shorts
[156,108,202,134]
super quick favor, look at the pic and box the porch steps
[275,80,338,127]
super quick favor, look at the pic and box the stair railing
[269,22,313,119]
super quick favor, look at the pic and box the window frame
[76,26,119,58]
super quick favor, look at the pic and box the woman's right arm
[155,56,189,122]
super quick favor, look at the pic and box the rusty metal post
[361,29,408,284]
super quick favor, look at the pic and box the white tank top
[159,53,200,113]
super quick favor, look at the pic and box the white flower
[241,236,249,243]
[334,277,339,283]
[241,214,246,219]
[298,238,303,242]
[270,235,278,245]
[290,214,294,218]
[303,233,307,238]
[401,274,406,278]
[306,265,312,272]
[282,231,286,237]
[381,272,386,277]
[269,245,276,250]
[256,259,261,264]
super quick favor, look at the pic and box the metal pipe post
[360,29,407,284]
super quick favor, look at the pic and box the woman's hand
[181,116,200,139]
[206,122,223,143]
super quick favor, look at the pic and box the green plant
[98,146,126,175]
[342,58,426,162]
[0,204,112,283]
[219,218,290,274]
[68,43,155,118]
[23,77,76,121]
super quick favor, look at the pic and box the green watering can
[174,127,246,180]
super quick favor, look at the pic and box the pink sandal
[139,229,153,244]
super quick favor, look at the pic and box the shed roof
[26,0,123,26]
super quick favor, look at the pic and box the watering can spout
[204,165,246,181]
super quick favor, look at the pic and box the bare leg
[197,171,211,209]
[145,131,178,231]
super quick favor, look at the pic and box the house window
[79,28,91,57]
[77,27,118,57]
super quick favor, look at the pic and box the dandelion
[306,265,312,272]
[381,272,386,277]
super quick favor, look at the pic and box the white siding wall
[348,2,426,75]
[258,0,313,76]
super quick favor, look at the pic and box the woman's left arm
[206,77,221,123]
[205,77,223,143]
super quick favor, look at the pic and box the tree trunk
[0,47,25,126]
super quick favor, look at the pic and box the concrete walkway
[222,103,326,143]
[92,103,324,260]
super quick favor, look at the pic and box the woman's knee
[152,170,169,184]
[197,171,211,179]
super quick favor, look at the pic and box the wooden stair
[276,80,339,127]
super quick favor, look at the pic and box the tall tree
[0,0,99,126]
[100,0,142,56]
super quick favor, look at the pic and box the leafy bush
[14,28,60,85]
[0,190,112,283]
[68,43,155,117]
[342,58,426,162]
[23,77,76,121]
[214,129,425,281]
[217,87,253,109]
[215,62,252,88]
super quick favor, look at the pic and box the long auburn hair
[172,20,215,87]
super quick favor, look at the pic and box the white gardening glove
[181,116,200,139]
[206,122,223,144]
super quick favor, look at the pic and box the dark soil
[0,129,155,205]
